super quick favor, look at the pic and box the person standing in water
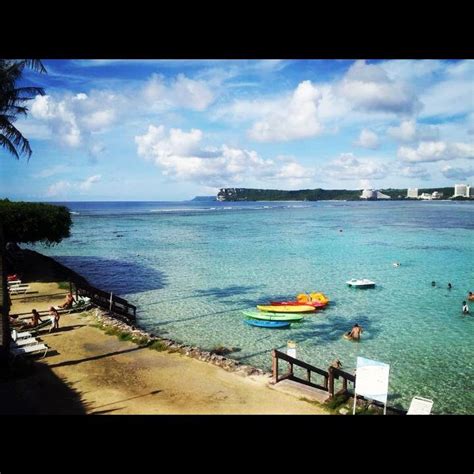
[448,283,452,290]
[432,281,436,287]
[346,323,363,340]
[462,301,470,314]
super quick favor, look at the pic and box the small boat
[297,292,330,305]
[244,319,290,329]
[346,278,376,288]
[270,300,326,308]
[242,311,304,322]
[256,305,315,313]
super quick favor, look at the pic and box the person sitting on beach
[346,323,363,340]
[468,292,474,301]
[49,306,61,332]
[20,309,44,329]
[462,301,470,314]
[59,292,75,309]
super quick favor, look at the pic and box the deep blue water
[34,200,474,414]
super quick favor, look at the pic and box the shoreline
[9,249,334,414]
[22,249,269,378]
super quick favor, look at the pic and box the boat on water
[297,292,330,305]
[256,304,315,313]
[346,278,376,288]
[244,319,291,329]
[242,310,304,322]
[270,300,325,308]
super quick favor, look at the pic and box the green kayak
[242,310,304,322]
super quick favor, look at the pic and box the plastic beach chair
[12,337,40,347]
[10,343,49,359]
[407,396,433,415]
[11,329,32,341]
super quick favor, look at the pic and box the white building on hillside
[454,184,470,198]
[360,189,391,200]
[431,191,443,199]
[419,193,432,200]
[361,189,376,199]
[407,188,418,198]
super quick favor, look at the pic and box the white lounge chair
[10,343,49,359]
[9,285,30,295]
[12,337,40,347]
[11,329,32,340]
[407,396,433,415]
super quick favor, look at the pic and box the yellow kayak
[297,292,330,305]
[256,305,315,313]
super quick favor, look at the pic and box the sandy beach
[4,277,327,415]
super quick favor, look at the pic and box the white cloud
[33,164,71,179]
[399,165,431,180]
[387,119,439,143]
[79,174,101,190]
[398,141,474,163]
[420,61,474,118]
[143,73,215,111]
[441,165,474,180]
[46,180,72,197]
[338,60,420,115]
[378,60,444,82]
[249,81,324,142]
[135,125,315,186]
[326,153,389,180]
[45,175,102,197]
[355,128,379,149]
[30,92,119,152]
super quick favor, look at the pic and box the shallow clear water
[34,200,474,414]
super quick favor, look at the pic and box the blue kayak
[244,319,290,329]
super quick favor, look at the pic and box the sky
[1,59,473,201]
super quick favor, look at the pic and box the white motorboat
[346,278,376,288]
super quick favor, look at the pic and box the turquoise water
[34,200,474,414]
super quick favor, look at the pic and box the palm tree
[0,59,47,159]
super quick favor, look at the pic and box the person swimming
[393,262,401,267]
[432,281,436,287]
[345,323,363,341]
[448,283,452,290]
[468,292,474,301]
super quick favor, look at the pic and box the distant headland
[215,187,471,202]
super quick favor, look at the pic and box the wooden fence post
[272,350,278,384]
[328,366,334,399]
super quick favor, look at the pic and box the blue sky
[1,59,473,201]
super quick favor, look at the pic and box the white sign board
[354,357,390,405]
[287,348,296,358]
[407,396,433,415]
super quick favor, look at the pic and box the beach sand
[5,277,327,414]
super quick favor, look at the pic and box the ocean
[32,200,474,414]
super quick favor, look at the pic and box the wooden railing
[328,366,356,398]
[75,283,136,321]
[271,349,408,414]
[272,349,329,391]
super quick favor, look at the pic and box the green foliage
[148,340,167,351]
[0,59,47,160]
[325,393,350,410]
[0,199,72,245]
[57,281,71,290]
